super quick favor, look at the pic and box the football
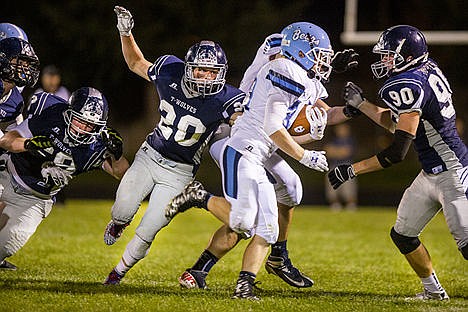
[287,105,310,136]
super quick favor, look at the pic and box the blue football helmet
[0,37,39,87]
[280,22,334,81]
[0,23,28,41]
[371,25,428,79]
[64,87,109,145]
[184,40,228,96]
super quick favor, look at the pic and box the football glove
[24,136,54,151]
[343,81,365,109]
[331,49,359,73]
[299,150,328,172]
[101,127,123,160]
[328,164,356,189]
[114,6,134,36]
[41,163,72,188]
[263,33,283,56]
[306,106,327,141]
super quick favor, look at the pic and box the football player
[102,6,245,285]
[171,34,359,291]
[0,23,35,131]
[167,22,358,299]
[0,87,129,269]
[329,25,468,300]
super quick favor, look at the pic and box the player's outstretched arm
[114,6,152,81]
[344,82,396,133]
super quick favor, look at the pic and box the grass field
[0,200,466,312]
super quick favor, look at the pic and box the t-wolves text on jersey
[8,92,110,198]
[379,59,468,174]
[146,55,244,168]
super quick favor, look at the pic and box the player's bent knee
[461,244,468,260]
[390,227,421,254]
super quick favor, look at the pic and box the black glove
[331,49,359,73]
[343,105,362,118]
[24,136,54,151]
[328,164,356,190]
[343,81,365,109]
[101,127,123,159]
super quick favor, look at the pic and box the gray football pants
[111,141,193,243]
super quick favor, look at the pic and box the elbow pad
[376,129,414,168]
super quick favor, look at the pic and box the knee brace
[461,245,468,260]
[390,227,421,254]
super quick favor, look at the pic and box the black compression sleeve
[376,129,415,168]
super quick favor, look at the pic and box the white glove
[41,165,73,187]
[262,33,283,56]
[299,150,329,172]
[114,6,134,36]
[306,106,327,141]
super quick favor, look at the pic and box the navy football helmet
[0,37,40,87]
[64,87,109,145]
[184,40,227,96]
[280,22,334,81]
[0,23,28,41]
[371,25,428,79]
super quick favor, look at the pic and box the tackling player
[102,6,245,285]
[0,87,128,270]
[329,25,468,300]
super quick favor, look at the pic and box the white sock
[421,271,444,293]
[114,235,151,276]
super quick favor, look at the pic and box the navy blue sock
[239,270,256,280]
[271,240,288,257]
[192,249,218,272]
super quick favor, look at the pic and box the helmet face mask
[0,37,40,87]
[183,40,227,96]
[280,22,333,81]
[371,25,428,79]
[64,87,108,145]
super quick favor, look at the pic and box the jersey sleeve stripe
[267,70,305,97]
[148,55,171,81]
[34,93,49,115]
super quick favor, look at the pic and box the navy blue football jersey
[8,92,110,197]
[146,55,245,168]
[0,86,24,123]
[379,59,468,174]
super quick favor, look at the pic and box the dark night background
[2,0,468,205]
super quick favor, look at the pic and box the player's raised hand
[299,150,328,172]
[101,127,123,160]
[263,33,283,56]
[306,106,327,141]
[114,6,134,36]
[24,135,54,151]
[331,49,359,73]
[328,164,356,189]
[343,81,365,109]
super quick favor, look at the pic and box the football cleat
[103,268,124,286]
[103,220,129,245]
[165,181,208,219]
[406,288,450,301]
[231,274,260,300]
[0,260,17,270]
[178,269,208,289]
[265,255,314,288]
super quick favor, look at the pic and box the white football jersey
[229,57,328,164]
